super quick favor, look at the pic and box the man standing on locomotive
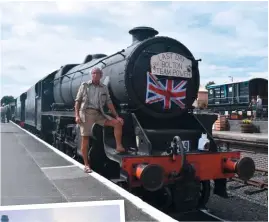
[75,67,125,173]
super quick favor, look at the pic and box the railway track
[216,140,268,193]
[231,168,268,190]
[215,140,267,154]
[170,209,228,221]
[228,168,268,197]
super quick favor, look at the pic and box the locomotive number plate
[177,140,190,152]
[150,52,192,78]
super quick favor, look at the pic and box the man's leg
[81,136,90,167]
[79,117,93,173]
[103,119,125,152]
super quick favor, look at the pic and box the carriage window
[220,86,225,98]
[229,87,232,92]
[214,88,220,98]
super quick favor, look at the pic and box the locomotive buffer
[1,123,177,222]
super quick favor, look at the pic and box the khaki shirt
[75,80,113,122]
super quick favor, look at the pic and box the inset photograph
[0,200,125,222]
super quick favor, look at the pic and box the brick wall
[198,91,208,102]
[197,91,208,107]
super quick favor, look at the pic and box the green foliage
[242,119,252,124]
[205,81,215,89]
[1,96,15,106]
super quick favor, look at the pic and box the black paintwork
[51,34,200,119]
[13,26,219,167]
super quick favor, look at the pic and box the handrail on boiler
[50,49,126,83]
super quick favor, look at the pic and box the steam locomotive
[14,27,255,213]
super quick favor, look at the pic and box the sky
[0,203,122,222]
[0,1,268,98]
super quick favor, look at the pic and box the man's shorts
[79,109,107,136]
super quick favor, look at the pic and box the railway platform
[212,131,268,143]
[212,130,268,152]
[1,122,177,222]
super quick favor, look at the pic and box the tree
[205,81,215,89]
[1,96,15,105]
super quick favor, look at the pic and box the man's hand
[75,116,81,124]
[107,103,121,120]
[74,101,81,124]
[116,116,124,125]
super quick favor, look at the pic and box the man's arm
[107,103,118,118]
[74,84,84,118]
[75,101,81,118]
[104,86,119,118]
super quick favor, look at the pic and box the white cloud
[248,71,269,79]
[55,1,89,14]
[0,1,267,99]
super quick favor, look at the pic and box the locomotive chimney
[129,26,159,43]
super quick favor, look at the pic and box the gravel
[225,169,268,207]
[227,180,268,207]
[205,179,268,221]
[206,192,268,221]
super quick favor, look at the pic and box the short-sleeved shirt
[87,84,107,109]
[75,80,113,122]
[257,98,262,109]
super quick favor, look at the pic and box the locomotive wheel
[198,180,211,208]
[103,161,120,179]
[66,149,76,159]
[88,144,120,179]
[172,178,209,213]
[58,142,66,153]
[134,186,173,212]
[55,139,66,153]
[150,186,172,212]
[88,143,106,175]
[171,180,211,212]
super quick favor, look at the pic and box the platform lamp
[1,215,9,222]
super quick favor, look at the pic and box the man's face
[91,70,102,82]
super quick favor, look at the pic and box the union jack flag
[145,72,187,109]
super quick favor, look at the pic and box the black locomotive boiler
[14,27,255,212]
